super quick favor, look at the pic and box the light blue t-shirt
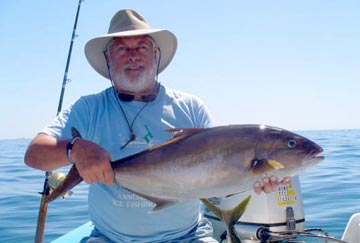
[42,84,214,242]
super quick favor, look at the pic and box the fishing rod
[34,1,83,242]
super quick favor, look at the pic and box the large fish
[46,124,324,242]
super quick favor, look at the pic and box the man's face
[106,35,158,93]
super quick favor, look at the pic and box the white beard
[111,62,157,93]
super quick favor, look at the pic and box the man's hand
[70,139,114,186]
[254,176,291,194]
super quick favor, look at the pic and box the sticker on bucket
[277,182,297,205]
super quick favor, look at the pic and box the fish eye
[251,159,259,168]
[287,139,297,149]
[251,159,265,170]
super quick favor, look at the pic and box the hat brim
[85,29,177,79]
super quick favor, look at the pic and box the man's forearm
[24,133,71,171]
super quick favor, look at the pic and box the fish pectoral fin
[267,160,285,170]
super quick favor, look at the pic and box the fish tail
[45,165,83,202]
[201,195,251,243]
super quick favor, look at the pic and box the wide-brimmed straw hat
[85,9,177,79]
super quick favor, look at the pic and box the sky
[0,0,359,139]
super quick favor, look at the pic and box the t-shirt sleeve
[40,97,91,140]
[189,95,214,129]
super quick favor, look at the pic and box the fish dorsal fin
[111,128,207,167]
[166,128,206,137]
[147,128,206,151]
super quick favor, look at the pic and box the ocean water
[0,129,359,242]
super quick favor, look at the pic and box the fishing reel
[47,172,73,199]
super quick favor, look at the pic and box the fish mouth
[307,146,324,163]
[309,155,324,163]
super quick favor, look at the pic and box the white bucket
[204,176,304,242]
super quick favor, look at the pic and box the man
[25,9,283,243]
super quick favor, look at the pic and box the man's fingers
[81,175,93,184]
[254,181,263,195]
[262,177,272,193]
[254,176,293,194]
[270,176,279,192]
[103,167,115,186]
[281,176,291,185]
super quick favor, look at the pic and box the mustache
[124,62,144,69]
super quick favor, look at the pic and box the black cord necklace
[113,87,152,149]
